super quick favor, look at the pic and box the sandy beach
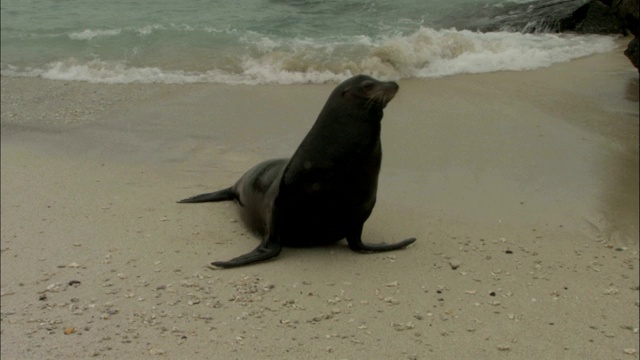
[1,42,638,359]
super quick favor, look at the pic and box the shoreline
[2,48,638,359]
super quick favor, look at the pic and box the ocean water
[0,0,618,84]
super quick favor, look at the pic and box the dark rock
[469,0,593,33]
[624,37,639,71]
[610,0,639,70]
[466,0,626,34]
[611,0,639,36]
[447,0,639,70]
[576,0,624,33]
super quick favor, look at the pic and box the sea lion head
[337,75,399,110]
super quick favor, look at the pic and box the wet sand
[1,45,638,359]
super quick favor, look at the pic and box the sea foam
[68,28,123,40]
[3,27,618,84]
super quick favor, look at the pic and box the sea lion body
[179,75,415,268]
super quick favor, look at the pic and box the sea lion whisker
[364,89,386,110]
[364,96,376,110]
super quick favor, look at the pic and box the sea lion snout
[366,80,399,108]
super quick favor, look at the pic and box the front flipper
[210,240,282,268]
[348,237,416,252]
[177,187,236,203]
[347,224,416,252]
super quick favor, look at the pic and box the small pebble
[392,321,414,331]
[449,259,462,270]
[383,297,400,305]
[603,287,619,295]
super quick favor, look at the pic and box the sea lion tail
[177,187,236,203]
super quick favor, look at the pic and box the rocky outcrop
[466,0,639,70]
[575,0,624,34]
[611,0,639,36]
[609,0,639,70]
[472,0,596,33]
[624,37,639,69]
[573,0,639,70]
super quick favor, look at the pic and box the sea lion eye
[362,81,374,91]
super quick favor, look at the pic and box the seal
[178,75,416,268]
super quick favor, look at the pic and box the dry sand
[1,44,639,359]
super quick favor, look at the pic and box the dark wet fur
[178,75,415,268]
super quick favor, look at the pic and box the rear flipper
[210,240,282,268]
[177,187,236,203]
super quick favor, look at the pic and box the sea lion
[178,75,416,268]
